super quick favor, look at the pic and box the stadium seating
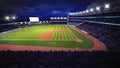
[0,51,120,68]
[0,25,19,32]
[77,23,120,52]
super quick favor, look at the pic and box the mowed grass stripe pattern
[53,32,75,40]
[54,25,69,30]
[0,25,94,48]
[52,25,76,40]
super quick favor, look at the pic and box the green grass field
[53,32,76,40]
[0,25,94,48]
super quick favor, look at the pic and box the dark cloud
[0,0,96,19]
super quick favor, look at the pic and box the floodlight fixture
[46,21,48,23]
[86,10,89,13]
[74,13,78,15]
[96,6,100,11]
[72,13,75,15]
[105,4,110,9]
[11,16,16,20]
[20,22,23,24]
[80,12,83,14]
[43,21,45,22]
[83,11,86,13]
[74,13,76,15]
[54,17,57,19]
[78,12,82,14]
[69,13,75,15]
[24,22,27,24]
[69,13,72,15]
[64,17,67,19]
[51,17,54,19]
[61,17,63,19]
[5,16,10,20]
[57,17,60,19]
[90,8,94,12]
[69,13,73,15]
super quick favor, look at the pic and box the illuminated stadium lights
[20,22,23,24]
[24,22,27,24]
[96,6,100,11]
[5,16,10,20]
[69,13,73,15]
[75,13,79,15]
[83,11,86,13]
[78,12,82,14]
[86,10,89,13]
[90,8,94,12]
[69,13,72,15]
[57,17,60,19]
[50,17,54,19]
[69,13,74,15]
[74,13,77,15]
[105,4,110,9]
[51,17,65,19]
[54,17,57,19]
[64,17,67,19]
[61,17,63,19]
[11,16,16,20]
[43,21,45,22]
[72,13,77,15]
[46,21,48,23]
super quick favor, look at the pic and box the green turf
[53,32,75,40]
[0,25,94,48]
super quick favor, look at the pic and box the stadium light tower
[105,4,110,9]
[96,6,100,11]
[5,16,10,20]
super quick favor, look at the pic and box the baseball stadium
[0,0,120,68]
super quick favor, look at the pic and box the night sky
[0,0,119,21]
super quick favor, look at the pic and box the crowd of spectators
[0,25,19,32]
[77,23,120,52]
[0,51,120,68]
